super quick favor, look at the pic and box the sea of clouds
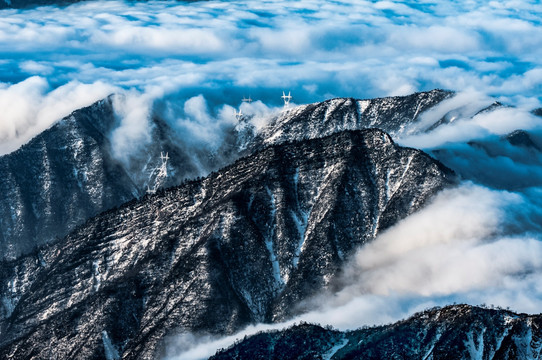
[2,0,542,358]
[1,0,541,154]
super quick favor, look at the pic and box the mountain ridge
[210,304,542,360]
[242,89,454,154]
[0,128,455,359]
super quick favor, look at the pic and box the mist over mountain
[0,89,460,260]
[1,86,541,359]
[0,94,239,260]
[161,91,542,359]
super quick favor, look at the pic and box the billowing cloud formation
[0,77,114,154]
[399,89,541,149]
[1,0,542,154]
[331,184,542,306]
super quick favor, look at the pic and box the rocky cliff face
[211,304,542,360]
[0,129,455,359]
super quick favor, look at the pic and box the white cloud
[397,89,540,149]
[0,77,115,155]
[175,95,232,145]
[0,0,541,154]
[19,60,54,75]
[110,90,154,162]
[389,25,481,53]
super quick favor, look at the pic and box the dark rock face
[0,129,455,359]
[505,129,541,151]
[211,305,542,360]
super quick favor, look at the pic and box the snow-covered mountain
[3,88,538,359]
[0,97,138,259]
[0,129,455,359]
[0,89,510,260]
[211,304,542,360]
[242,89,453,153]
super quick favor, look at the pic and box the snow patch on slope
[265,186,284,287]
[323,337,348,360]
[102,330,120,360]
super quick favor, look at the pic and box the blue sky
[0,0,541,153]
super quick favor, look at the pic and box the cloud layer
[1,0,542,154]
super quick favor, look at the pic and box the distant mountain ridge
[242,89,454,153]
[211,304,542,360]
[0,129,455,359]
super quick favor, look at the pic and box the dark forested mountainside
[0,129,455,359]
[211,304,542,360]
